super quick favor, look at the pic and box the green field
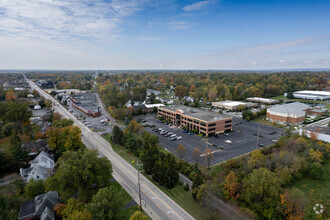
[289,162,330,219]
[102,133,212,220]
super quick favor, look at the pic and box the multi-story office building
[157,105,232,136]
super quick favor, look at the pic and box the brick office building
[267,102,312,125]
[157,105,232,136]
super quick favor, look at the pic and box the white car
[176,136,182,140]
[225,140,232,144]
[171,134,176,137]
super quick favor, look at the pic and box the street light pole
[138,169,142,211]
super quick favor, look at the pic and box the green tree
[45,99,52,108]
[130,211,148,220]
[150,92,156,104]
[176,144,186,160]
[142,146,159,175]
[24,179,46,199]
[175,85,186,100]
[308,162,323,179]
[61,198,85,219]
[62,126,84,151]
[67,209,91,220]
[46,149,112,201]
[192,147,201,164]
[52,118,74,128]
[0,196,11,220]
[241,168,282,219]
[86,186,125,220]
[112,125,123,145]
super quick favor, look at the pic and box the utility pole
[256,125,260,149]
[204,138,208,178]
[137,170,142,211]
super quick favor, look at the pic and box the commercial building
[212,101,257,111]
[293,90,330,100]
[70,93,100,117]
[157,105,232,135]
[246,97,280,105]
[299,126,330,143]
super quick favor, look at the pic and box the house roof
[35,191,60,216]
[268,102,311,115]
[21,139,49,154]
[18,200,36,220]
[41,206,55,220]
[31,151,53,163]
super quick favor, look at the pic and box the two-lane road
[24,75,194,220]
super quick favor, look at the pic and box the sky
[0,0,330,70]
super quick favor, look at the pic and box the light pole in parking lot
[256,125,260,149]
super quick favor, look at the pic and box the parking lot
[139,114,283,166]
[66,95,112,134]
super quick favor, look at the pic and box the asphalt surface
[24,75,194,220]
[138,115,283,166]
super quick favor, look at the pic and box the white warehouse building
[293,90,330,100]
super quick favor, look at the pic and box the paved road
[24,74,194,220]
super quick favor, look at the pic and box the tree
[308,162,323,179]
[175,86,186,100]
[24,179,46,199]
[129,211,148,220]
[205,149,214,169]
[222,171,241,201]
[280,192,304,220]
[241,168,282,219]
[237,104,246,112]
[47,127,64,157]
[86,186,125,220]
[62,126,84,151]
[112,125,123,145]
[46,149,112,201]
[287,92,294,99]
[34,131,44,139]
[52,118,74,128]
[0,196,11,220]
[192,147,201,164]
[50,90,57,96]
[45,99,52,108]
[247,150,265,169]
[61,198,86,219]
[176,144,186,160]
[150,92,156,104]
[67,209,91,220]
[5,90,16,101]
[52,112,62,121]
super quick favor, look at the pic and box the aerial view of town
[0,0,329,220]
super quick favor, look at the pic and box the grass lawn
[111,181,143,219]
[289,162,330,219]
[252,115,287,129]
[102,133,212,220]
[271,95,330,110]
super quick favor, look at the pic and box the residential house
[18,191,60,220]
[20,152,54,183]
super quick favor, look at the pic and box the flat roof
[268,102,310,115]
[246,97,280,102]
[303,126,330,135]
[159,105,231,122]
[294,90,330,96]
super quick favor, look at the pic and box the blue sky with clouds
[0,0,329,70]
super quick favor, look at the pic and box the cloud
[0,0,149,43]
[137,36,167,41]
[167,21,191,30]
[183,1,210,12]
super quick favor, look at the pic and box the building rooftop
[159,105,231,122]
[246,97,280,103]
[268,102,311,115]
[294,90,330,96]
[303,126,330,135]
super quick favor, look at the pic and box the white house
[20,152,54,182]
[34,104,41,110]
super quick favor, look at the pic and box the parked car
[171,137,177,141]
[258,144,265,147]
[176,136,182,140]
[188,132,193,135]
[225,140,232,144]
[164,134,171,137]
[160,131,166,135]
[171,134,176,137]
